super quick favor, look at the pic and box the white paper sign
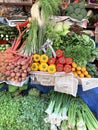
[54,75,78,97]
[30,71,68,86]
[80,78,98,91]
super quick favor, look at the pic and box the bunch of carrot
[0,22,32,83]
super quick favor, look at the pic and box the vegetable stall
[0,0,98,130]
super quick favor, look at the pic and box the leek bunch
[21,19,46,56]
[21,0,61,56]
[45,92,98,130]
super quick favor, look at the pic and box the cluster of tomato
[52,49,73,73]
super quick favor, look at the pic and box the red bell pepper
[64,65,72,73]
[65,57,73,65]
[58,56,66,64]
[56,49,63,58]
[56,64,63,72]
[55,59,59,65]
[48,57,56,65]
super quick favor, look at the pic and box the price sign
[54,75,78,97]
[81,78,98,91]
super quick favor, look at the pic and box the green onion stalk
[45,92,72,128]
[45,93,64,126]
[67,99,77,129]
[51,93,64,126]
[81,103,98,130]
[61,119,69,130]
[61,94,72,121]
[76,110,87,130]
[51,124,58,130]
[45,92,57,115]
[20,19,38,56]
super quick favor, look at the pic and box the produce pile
[0,0,62,84]
[0,88,97,130]
[44,22,98,78]
[45,91,98,130]
[0,1,98,130]
[30,50,73,74]
[0,90,50,130]
[0,25,31,83]
[0,25,18,41]
[0,0,98,84]
[64,1,87,21]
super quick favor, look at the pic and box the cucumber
[94,72,98,78]
[89,71,95,77]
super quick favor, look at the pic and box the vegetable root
[0,27,31,83]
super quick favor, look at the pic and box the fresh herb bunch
[51,32,95,66]
[0,91,50,130]
[39,0,61,20]
[45,28,96,66]
[64,45,92,66]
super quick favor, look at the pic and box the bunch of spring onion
[44,92,98,130]
[20,0,61,56]
[20,19,46,56]
[44,92,72,130]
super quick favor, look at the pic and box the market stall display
[0,0,98,130]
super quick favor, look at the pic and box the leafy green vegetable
[28,88,40,97]
[64,45,92,66]
[0,83,4,88]
[8,85,18,93]
[65,2,87,21]
[92,47,98,60]
[39,0,61,20]
[51,32,95,66]
[45,24,96,66]
[0,91,50,130]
